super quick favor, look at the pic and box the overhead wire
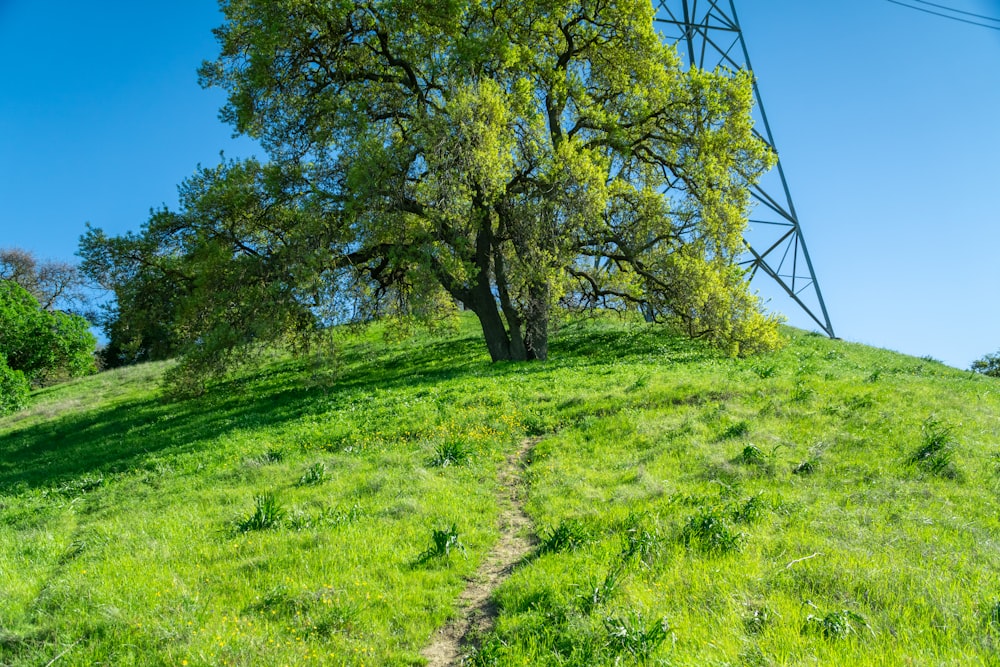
[885,0,1000,30]
[908,0,1000,22]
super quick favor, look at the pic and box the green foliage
[971,351,1000,378]
[80,162,323,386]
[982,601,1000,631]
[539,518,593,554]
[416,524,465,563]
[286,503,361,531]
[802,609,871,640]
[680,506,743,555]
[578,567,624,614]
[78,224,184,368]
[430,439,471,467]
[296,461,327,486]
[78,0,782,382]
[0,354,29,416]
[743,604,776,635]
[908,417,958,477]
[235,492,286,532]
[729,493,770,524]
[719,420,751,439]
[620,515,661,564]
[736,444,767,465]
[792,459,816,475]
[0,280,95,391]
[603,613,671,662]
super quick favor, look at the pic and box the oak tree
[82,0,782,381]
[194,0,780,362]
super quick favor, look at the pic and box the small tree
[0,247,88,313]
[79,223,190,368]
[972,351,1000,378]
[0,281,96,388]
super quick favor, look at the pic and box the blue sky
[1,1,998,369]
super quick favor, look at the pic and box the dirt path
[421,437,539,666]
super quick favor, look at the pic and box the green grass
[1,315,999,665]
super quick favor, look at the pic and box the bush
[0,354,29,416]
[972,351,1000,378]
[0,281,95,388]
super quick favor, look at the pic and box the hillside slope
[1,317,999,666]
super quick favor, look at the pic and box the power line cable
[908,0,1000,23]
[886,0,1000,30]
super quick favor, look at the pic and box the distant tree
[971,351,1000,378]
[0,247,88,313]
[0,281,96,389]
[78,160,325,376]
[78,223,189,368]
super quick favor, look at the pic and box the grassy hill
[1,316,999,666]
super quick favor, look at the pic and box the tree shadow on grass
[550,322,717,366]
[0,335,497,492]
[0,322,715,492]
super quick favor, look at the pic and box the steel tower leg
[653,0,836,337]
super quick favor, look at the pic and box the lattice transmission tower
[653,1,835,337]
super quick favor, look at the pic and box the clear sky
[1,1,998,369]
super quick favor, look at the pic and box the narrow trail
[421,437,540,666]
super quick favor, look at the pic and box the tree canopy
[971,351,1000,378]
[79,161,322,373]
[82,0,782,379]
[0,247,87,313]
[0,280,96,414]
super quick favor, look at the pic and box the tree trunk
[464,276,516,362]
[464,283,550,363]
[493,246,528,361]
[521,280,550,361]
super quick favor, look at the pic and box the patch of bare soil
[420,437,540,666]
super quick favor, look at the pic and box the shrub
[0,354,29,416]
[0,281,95,390]
[972,351,1000,378]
